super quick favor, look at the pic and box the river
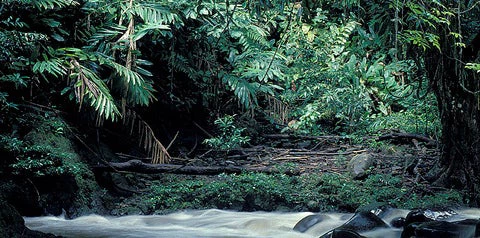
[24,208,480,238]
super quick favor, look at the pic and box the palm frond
[69,59,120,120]
[33,58,68,78]
[132,3,177,25]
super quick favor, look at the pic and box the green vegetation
[0,113,103,216]
[0,0,478,224]
[134,173,462,214]
[204,115,250,151]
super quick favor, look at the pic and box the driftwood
[95,159,300,175]
[378,133,436,144]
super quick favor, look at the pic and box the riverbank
[0,115,466,237]
[101,138,464,216]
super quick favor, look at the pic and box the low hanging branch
[123,109,171,164]
[95,159,301,176]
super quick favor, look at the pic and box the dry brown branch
[166,131,179,151]
[265,95,290,124]
[123,109,171,164]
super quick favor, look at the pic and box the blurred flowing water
[24,208,480,238]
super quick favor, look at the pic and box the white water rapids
[24,208,480,238]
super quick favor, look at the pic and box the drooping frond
[234,24,270,50]
[220,73,258,109]
[123,109,171,164]
[33,58,68,78]
[70,60,120,121]
[32,48,122,121]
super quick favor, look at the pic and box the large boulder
[347,153,374,179]
[401,208,479,238]
[317,211,389,238]
[410,220,480,238]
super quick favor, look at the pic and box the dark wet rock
[454,219,480,236]
[401,222,422,238]
[348,153,374,179]
[356,202,394,219]
[390,217,405,228]
[404,209,434,227]
[319,228,366,238]
[293,214,328,233]
[340,211,389,232]
[0,179,43,216]
[404,208,456,228]
[0,200,60,238]
[414,220,478,238]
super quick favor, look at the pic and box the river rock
[347,153,374,179]
[318,228,366,238]
[401,222,423,238]
[413,220,479,238]
[356,202,394,219]
[401,208,477,238]
[293,214,328,232]
[390,217,405,228]
[340,211,389,232]
[403,208,456,228]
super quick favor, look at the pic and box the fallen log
[377,133,436,144]
[263,134,347,140]
[286,149,367,156]
[94,159,300,175]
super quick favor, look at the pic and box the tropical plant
[204,115,250,151]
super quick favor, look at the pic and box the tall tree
[421,1,480,202]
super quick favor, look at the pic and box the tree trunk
[426,34,480,203]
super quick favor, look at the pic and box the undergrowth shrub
[144,172,462,214]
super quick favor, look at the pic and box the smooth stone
[293,214,328,233]
[348,153,374,179]
[340,211,389,232]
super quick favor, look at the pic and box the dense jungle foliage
[0,0,479,222]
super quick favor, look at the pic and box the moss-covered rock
[2,113,108,218]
